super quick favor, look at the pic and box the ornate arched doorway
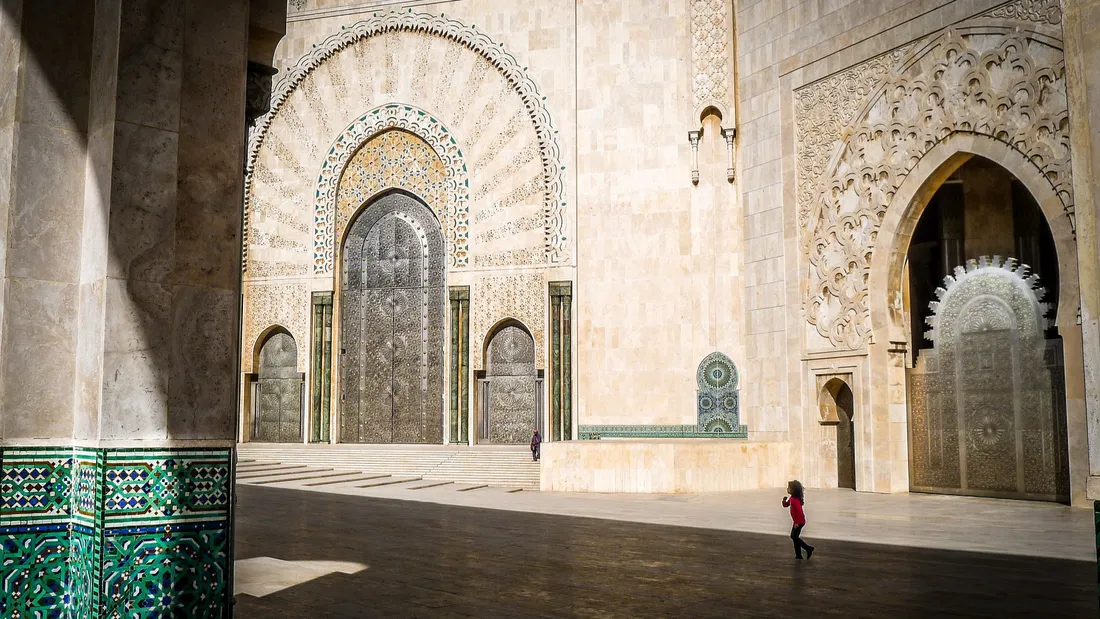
[479,321,539,444]
[253,331,303,443]
[904,157,1070,502]
[340,191,445,443]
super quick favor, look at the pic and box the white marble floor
[243,473,1094,562]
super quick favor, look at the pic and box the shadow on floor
[233,485,1095,619]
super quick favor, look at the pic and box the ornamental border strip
[578,425,748,440]
[244,9,567,270]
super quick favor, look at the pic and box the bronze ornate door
[484,324,538,444]
[254,332,303,443]
[341,192,444,443]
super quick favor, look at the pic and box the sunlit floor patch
[233,557,367,597]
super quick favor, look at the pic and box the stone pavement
[237,473,1094,561]
[233,485,1096,618]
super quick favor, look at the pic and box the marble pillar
[0,1,252,615]
[1063,0,1100,500]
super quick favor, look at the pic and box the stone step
[237,444,541,490]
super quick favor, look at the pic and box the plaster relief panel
[798,25,1072,350]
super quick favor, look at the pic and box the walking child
[783,480,814,560]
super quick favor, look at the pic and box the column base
[1,446,232,617]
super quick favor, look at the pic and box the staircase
[236,443,541,491]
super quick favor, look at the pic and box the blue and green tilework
[0,446,232,618]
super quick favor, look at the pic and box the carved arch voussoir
[801,22,1072,350]
[244,10,567,274]
[320,104,468,273]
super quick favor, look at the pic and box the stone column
[0,1,251,615]
[1063,0,1100,500]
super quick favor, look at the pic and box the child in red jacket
[783,480,815,560]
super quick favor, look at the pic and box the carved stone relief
[800,26,1072,349]
[690,0,731,112]
[981,0,1061,24]
[245,11,567,274]
[472,273,545,371]
[242,282,310,373]
[315,105,467,274]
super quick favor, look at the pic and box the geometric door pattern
[908,257,1070,502]
[340,191,445,443]
[254,332,302,443]
[485,324,538,444]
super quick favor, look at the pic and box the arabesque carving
[982,0,1061,25]
[802,27,1072,349]
[242,282,310,373]
[472,273,545,371]
[245,10,566,271]
[691,0,730,111]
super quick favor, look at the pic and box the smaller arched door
[480,322,539,444]
[825,379,856,490]
[253,332,303,443]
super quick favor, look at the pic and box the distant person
[783,480,814,560]
[530,430,541,462]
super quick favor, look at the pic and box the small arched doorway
[339,190,445,444]
[821,378,856,490]
[903,156,1070,502]
[253,331,303,443]
[478,320,540,444]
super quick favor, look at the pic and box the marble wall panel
[168,286,238,440]
[100,279,172,440]
[116,0,183,132]
[16,1,94,133]
[107,122,178,282]
[1,278,77,438]
[7,123,86,283]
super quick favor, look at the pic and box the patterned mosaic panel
[0,447,232,618]
[101,524,229,618]
[1,448,73,525]
[0,526,69,616]
[695,352,747,436]
[337,129,448,245]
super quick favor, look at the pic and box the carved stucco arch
[869,133,1079,342]
[251,324,296,373]
[244,10,566,274]
[803,24,1072,350]
[321,107,466,272]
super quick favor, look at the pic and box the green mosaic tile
[101,524,229,618]
[0,448,73,525]
[0,526,69,617]
[0,446,232,619]
[103,450,230,526]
